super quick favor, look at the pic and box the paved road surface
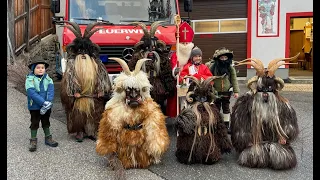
[7,81,313,180]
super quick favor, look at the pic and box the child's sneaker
[45,135,58,147]
[29,138,37,152]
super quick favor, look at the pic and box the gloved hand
[40,101,53,115]
[174,67,180,76]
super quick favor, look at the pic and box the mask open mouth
[125,87,143,108]
[262,92,269,102]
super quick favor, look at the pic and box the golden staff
[174,14,181,115]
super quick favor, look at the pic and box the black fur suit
[175,76,232,164]
[127,21,175,114]
[230,56,299,170]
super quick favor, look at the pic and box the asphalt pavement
[7,80,313,180]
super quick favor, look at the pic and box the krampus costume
[175,76,232,165]
[96,57,170,169]
[127,21,176,114]
[60,21,112,142]
[230,54,300,170]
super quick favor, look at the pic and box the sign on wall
[256,0,280,37]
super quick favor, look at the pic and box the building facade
[179,0,313,79]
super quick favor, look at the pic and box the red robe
[178,62,213,83]
[166,52,191,118]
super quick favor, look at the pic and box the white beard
[177,42,194,67]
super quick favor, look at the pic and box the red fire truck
[50,0,192,80]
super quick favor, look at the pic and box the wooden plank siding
[11,0,55,56]
[178,0,248,77]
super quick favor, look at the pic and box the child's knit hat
[190,46,202,59]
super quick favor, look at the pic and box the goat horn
[274,77,285,91]
[61,21,82,36]
[186,91,194,103]
[235,62,265,76]
[267,61,298,77]
[59,25,82,38]
[83,22,105,38]
[85,28,105,39]
[150,21,165,37]
[246,76,259,90]
[184,75,200,87]
[203,74,226,88]
[132,22,150,37]
[156,40,166,49]
[267,53,300,70]
[134,41,145,49]
[134,58,152,75]
[238,58,265,70]
[109,57,132,76]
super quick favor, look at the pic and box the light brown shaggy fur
[96,98,170,169]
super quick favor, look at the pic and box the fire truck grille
[99,46,133,64]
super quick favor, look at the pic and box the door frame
[285,12,313,68]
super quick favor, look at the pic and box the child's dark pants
[214,94,231,114]
[29,109,51,130]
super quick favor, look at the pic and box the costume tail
[108,153,126,180]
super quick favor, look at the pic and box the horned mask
[132,21,167,51]
[235,53,299,101]
[61,21,107,59]
[109,57,152,108]
[184,75,225,104]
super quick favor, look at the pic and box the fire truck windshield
[69,0,178,25]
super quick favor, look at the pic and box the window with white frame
[191,18,247,34]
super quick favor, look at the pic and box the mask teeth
[126,99,130,104]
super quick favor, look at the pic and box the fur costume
[175,76,232,165]
[127,21,176,113]
[96,57,170,169]
[60,21,112,139]
[230,54,300,170]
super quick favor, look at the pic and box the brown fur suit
[230,54,300,170]
[60,21,112,138]
[175,76,232,165]
[96,57,170,169]
[127,21,176,113]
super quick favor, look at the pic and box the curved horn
[186,91,195,103]
[267,53,300,70]
[134,41,145,49]
[235,62,265,76]
[246,76,259,90]
[274,77,285,91]
[59,25,82,38]
[109,57,132,76]
[156,40,166,49]
[238,58,265,70]
[203,74,226,88]
[184,76,200,87]
[267,61,298,77]
[85,27,105,39]
[83,22,105,38]
[131,22,150,37]
[133,58,152,75]
[61,21,82,36]
[150,21,165,37]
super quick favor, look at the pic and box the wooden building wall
[179,0,248,77]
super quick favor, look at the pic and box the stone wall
[15,34,60,81]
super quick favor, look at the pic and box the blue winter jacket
[25,73,55,110]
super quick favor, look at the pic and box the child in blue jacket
[25,56,58,152]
